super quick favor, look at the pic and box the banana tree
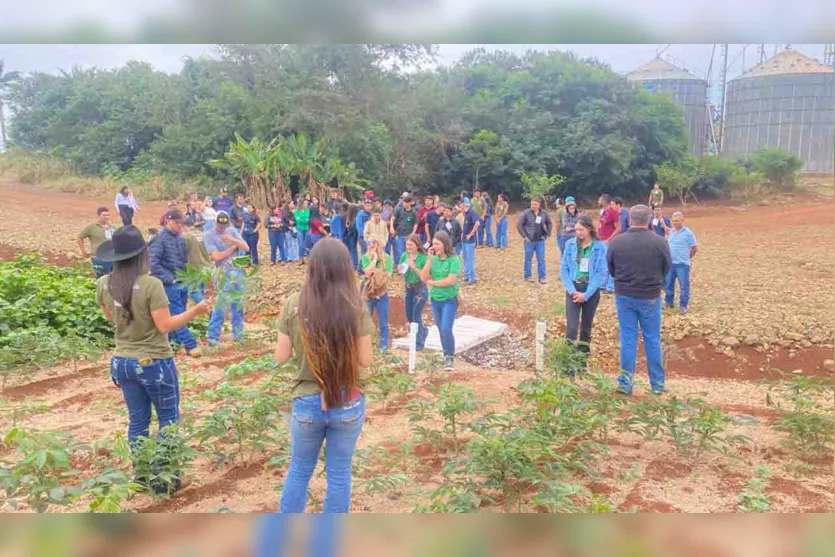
[316,157,367,198]
[285,131,330,201]
[210,133,276,209]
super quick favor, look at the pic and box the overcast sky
[0,44,828,82]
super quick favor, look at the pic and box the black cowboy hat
[95,225,149,262]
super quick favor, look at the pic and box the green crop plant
[435,384,483,453]
[355,473,411,496]
[737,466,773,513]
[0,427,88,512]
[80,469,143,513]
[544,339,588,379]
[530,481,586,513]
[765,372,834,458]
[224,355,278,380]
[130,425,198,498]
[412,482,481,513]
[367,366,415,408]
[0,397,50,426]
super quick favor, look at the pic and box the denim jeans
[384,236,394,258]
[477,217,488,246]
[111,356,180,443]
[461,241,477,282]
[298,230,309,258]
[307,233,323,253]
[269,230,287,263]
[344,236,358,270]
[243,231,260,265]
[557,235,571,255]
[118,205,134,226]
[615,295,665,393]
[404,284,429,350]
[286,233,299,261]
[91,257,112,278]
[484,216,494,246]
[189,284,205,304]
[393,236,408,269]
[523,240,546,280]
[665,263,691,309]
[603,241,614,292]
[366,293,390,350]
[207,268,245,344]
[496,217,508,248]
[565,286,601,356]
[256,515,339,557]
[279,393,366,513]
[431,296,458,357]
[163,283,198,351]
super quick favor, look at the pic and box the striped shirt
[668,226,697,266]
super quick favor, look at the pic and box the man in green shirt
[649,183,664,207]
[78,206,116,278]
[470,190,485,247]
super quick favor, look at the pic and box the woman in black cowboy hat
[95,225,212,495]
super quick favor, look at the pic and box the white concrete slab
[393,315,509,354]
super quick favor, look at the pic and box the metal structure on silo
[627,57,709,156]
[723,49,835,173]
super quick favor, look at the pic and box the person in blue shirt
[665,211,698,315]
[355,198,373,256]
[329,201,345,240]
[241,202,264,266]
[613,197,630,239]
[459,199,481,284]
[203,211,250,346]
[560,215,608,376]
[648,205,672,238]
[213,187,235,215]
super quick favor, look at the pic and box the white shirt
[203,207,218,223]
[114,193,139,210]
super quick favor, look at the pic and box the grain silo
[627,57,710,156]
[723,49,835,173]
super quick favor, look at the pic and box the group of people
[81,180,699,510]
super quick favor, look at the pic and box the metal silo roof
[734,49,834,80]
[626,57,703,81]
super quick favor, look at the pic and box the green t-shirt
[429,254,462,301]
[399,252,428,286]
[471,198,484,217]
[495,201,508,220]
[79,223,115,254]
[184,232,213,269]
[96,274,174,360]
[361,253,393,273]
[294,209,311,232]
[393,207,418,237]
[277,292,375,398]
[577,242,593,280]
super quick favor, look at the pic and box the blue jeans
[604,241,614,292]
[615,295,665,393]
[366,294,390,350]
[279,393,366,513]
[496,217,508,248]
[256,515,339,557]
[523,240,546,280]
[163,283,198,351]
[286,233,299,261]
[189,284,205,304]
[431,297,458,357]
[393,236,407,269]
[404,284,429,350]
[243,231,260,265]
[269,230,287,263]
[557,235,570,255]
[111,357,179,443]
[665,263,691,309]
[462,241,477,282]
[343,236,358,270]
[91,257,112,278]
[454,242,463,256]
[384,236,394,258]
[298,230,309,258]
[207,268,245,344]
[481,216,494,246]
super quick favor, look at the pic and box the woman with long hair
[361,236,393,351]
[494,193,509,250]
[95,226,211,494]
[282,201,299,261]
[274,238,374,512]
[419,230,462,371]
[400,234,429,351]
[265,204,287,265]
[342,203,361,271]
[202,197,217,232]
[559,214,608,375]
[114,186,140,226]
[556,196,581,255]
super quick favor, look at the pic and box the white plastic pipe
[535,321,546,378]
[408,322,418,375]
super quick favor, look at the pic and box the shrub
[749,148,803,192]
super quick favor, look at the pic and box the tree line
[5,44,695,202]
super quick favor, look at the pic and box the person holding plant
[265,205,287,265]
[78,206,116,278]
[114,186,139,226]
[203,211,251,346]
[516,196,552,284]
[361,237,393,352]
[182,216,213,303]
[273,238,373,513]
[559,215,607,375]
[149,209,202,357]
[400,234,429,351]
[494,193,509,250]
[95,225,212,495]
[242,203,264,266]
[294,200,312,264]
[556,196,580,255]
[419,231,461,371]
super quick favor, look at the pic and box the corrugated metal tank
[723,50,835,173]
[627,58,709,156]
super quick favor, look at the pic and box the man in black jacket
[607,204,671,395]
[435,203,463,255]
[516,197,553,284]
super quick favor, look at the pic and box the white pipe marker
[408,322,418,374]
[535,320,546,378]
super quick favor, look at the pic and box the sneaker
[665,304,675,310]
[270,261,276,266]
[679,307,688,315]
[615,387,632,396]
[525,277,534,283]
[186,347,202,358]
[538,278,547,285]
[206,339,220,348]
[444,356,454,371]
[651,388,666,395]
